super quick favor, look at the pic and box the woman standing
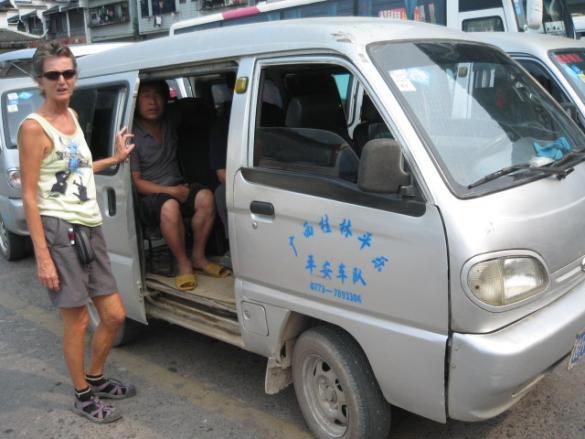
[18,41,135,423]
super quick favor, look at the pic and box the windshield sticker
[6,104,18,113]
[556,53,583,64]
[288,214,389,305]
[18,91,33,100]
[7,93,18,101]
[390,69,416,92]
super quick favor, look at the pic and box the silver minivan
[11,18,585,438]
[0,43,127,260]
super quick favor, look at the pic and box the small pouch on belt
[71,224,95,265]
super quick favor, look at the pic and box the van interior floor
[144,272,243,348]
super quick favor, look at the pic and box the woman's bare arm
[19,119,60,290]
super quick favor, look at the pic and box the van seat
[353,96,392,156]
[255,127,358,182]
[285,94,350,142]
[174,97,218,189]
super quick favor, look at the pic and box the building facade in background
[0,0,260,49]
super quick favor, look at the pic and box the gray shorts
[41,216,118,308]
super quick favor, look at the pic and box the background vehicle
[474,32,585,132]
[0,43,127,260]
[171,0,576,38]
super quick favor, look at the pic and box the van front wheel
[292,325,391,439]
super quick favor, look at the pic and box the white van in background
[474,32,585,131]
[0,43,127,260]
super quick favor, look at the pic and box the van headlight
[7,169,20,189]
[467,257,548,306]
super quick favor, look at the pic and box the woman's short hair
[32,41,77,79]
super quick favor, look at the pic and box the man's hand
[36,251,60,291]
[171,184,190,203]
[113,127,135,164]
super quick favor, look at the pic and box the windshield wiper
[467,163,572,189]
[546,149,585,168]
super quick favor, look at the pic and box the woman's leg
[87,292,125,376]
[60,305,90,390]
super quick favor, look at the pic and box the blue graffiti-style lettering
[372,256,389,272]
[358,232,372,250]
[306,255,317,275]
[319,215,332,233]
[352,267,367,286]
[339,219,353,238]
[288,235,298,257]
[321,261,333,280]
[337,263,348,284]
[303,221,315,238]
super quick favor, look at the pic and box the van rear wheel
[292,325,391,439]
[0,214,29,261]
[87,301,144,347]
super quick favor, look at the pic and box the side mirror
[358,139,409,194]
[526,0,543,30]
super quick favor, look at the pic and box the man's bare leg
[159,198,192,275]
[191,189,215,269]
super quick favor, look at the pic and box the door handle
[250,201,274,217]
[107,188,116,216]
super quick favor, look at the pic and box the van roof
[77,17,471,78]
[470,32,585,57]
[0,42,129,78]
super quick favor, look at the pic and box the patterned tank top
[20,110,102,226]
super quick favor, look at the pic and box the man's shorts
[139,182,207,227]
[41,216,118,308]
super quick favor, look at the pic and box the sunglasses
[41,69,77,81]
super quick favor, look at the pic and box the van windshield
[551,49,585,101]
[2,88,43,149]
[368,41,585,196]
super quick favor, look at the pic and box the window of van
[551,50,585,102]
[462,16,505,31]
[250,63,415,210]
[369,41,585,196]
[69,86,126,167]
[1,88,43,149]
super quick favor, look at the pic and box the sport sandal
[91,377,137,400]
[72,396,122,424]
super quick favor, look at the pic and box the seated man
[131,81,229,291]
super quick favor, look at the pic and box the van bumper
[448,279,585,422]
[0,196,28,235]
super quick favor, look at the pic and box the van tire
[87,302,144,347]
[0,214,29,261]
[292,325,391,439]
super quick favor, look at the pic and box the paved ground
[1,254,585,439]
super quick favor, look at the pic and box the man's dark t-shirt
[130,114,183,186]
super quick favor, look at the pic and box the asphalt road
[1,254,585,439]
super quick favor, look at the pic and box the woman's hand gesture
[113,127,135,164]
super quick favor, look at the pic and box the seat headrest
[361,95,382,122]
[285,95,347,135]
